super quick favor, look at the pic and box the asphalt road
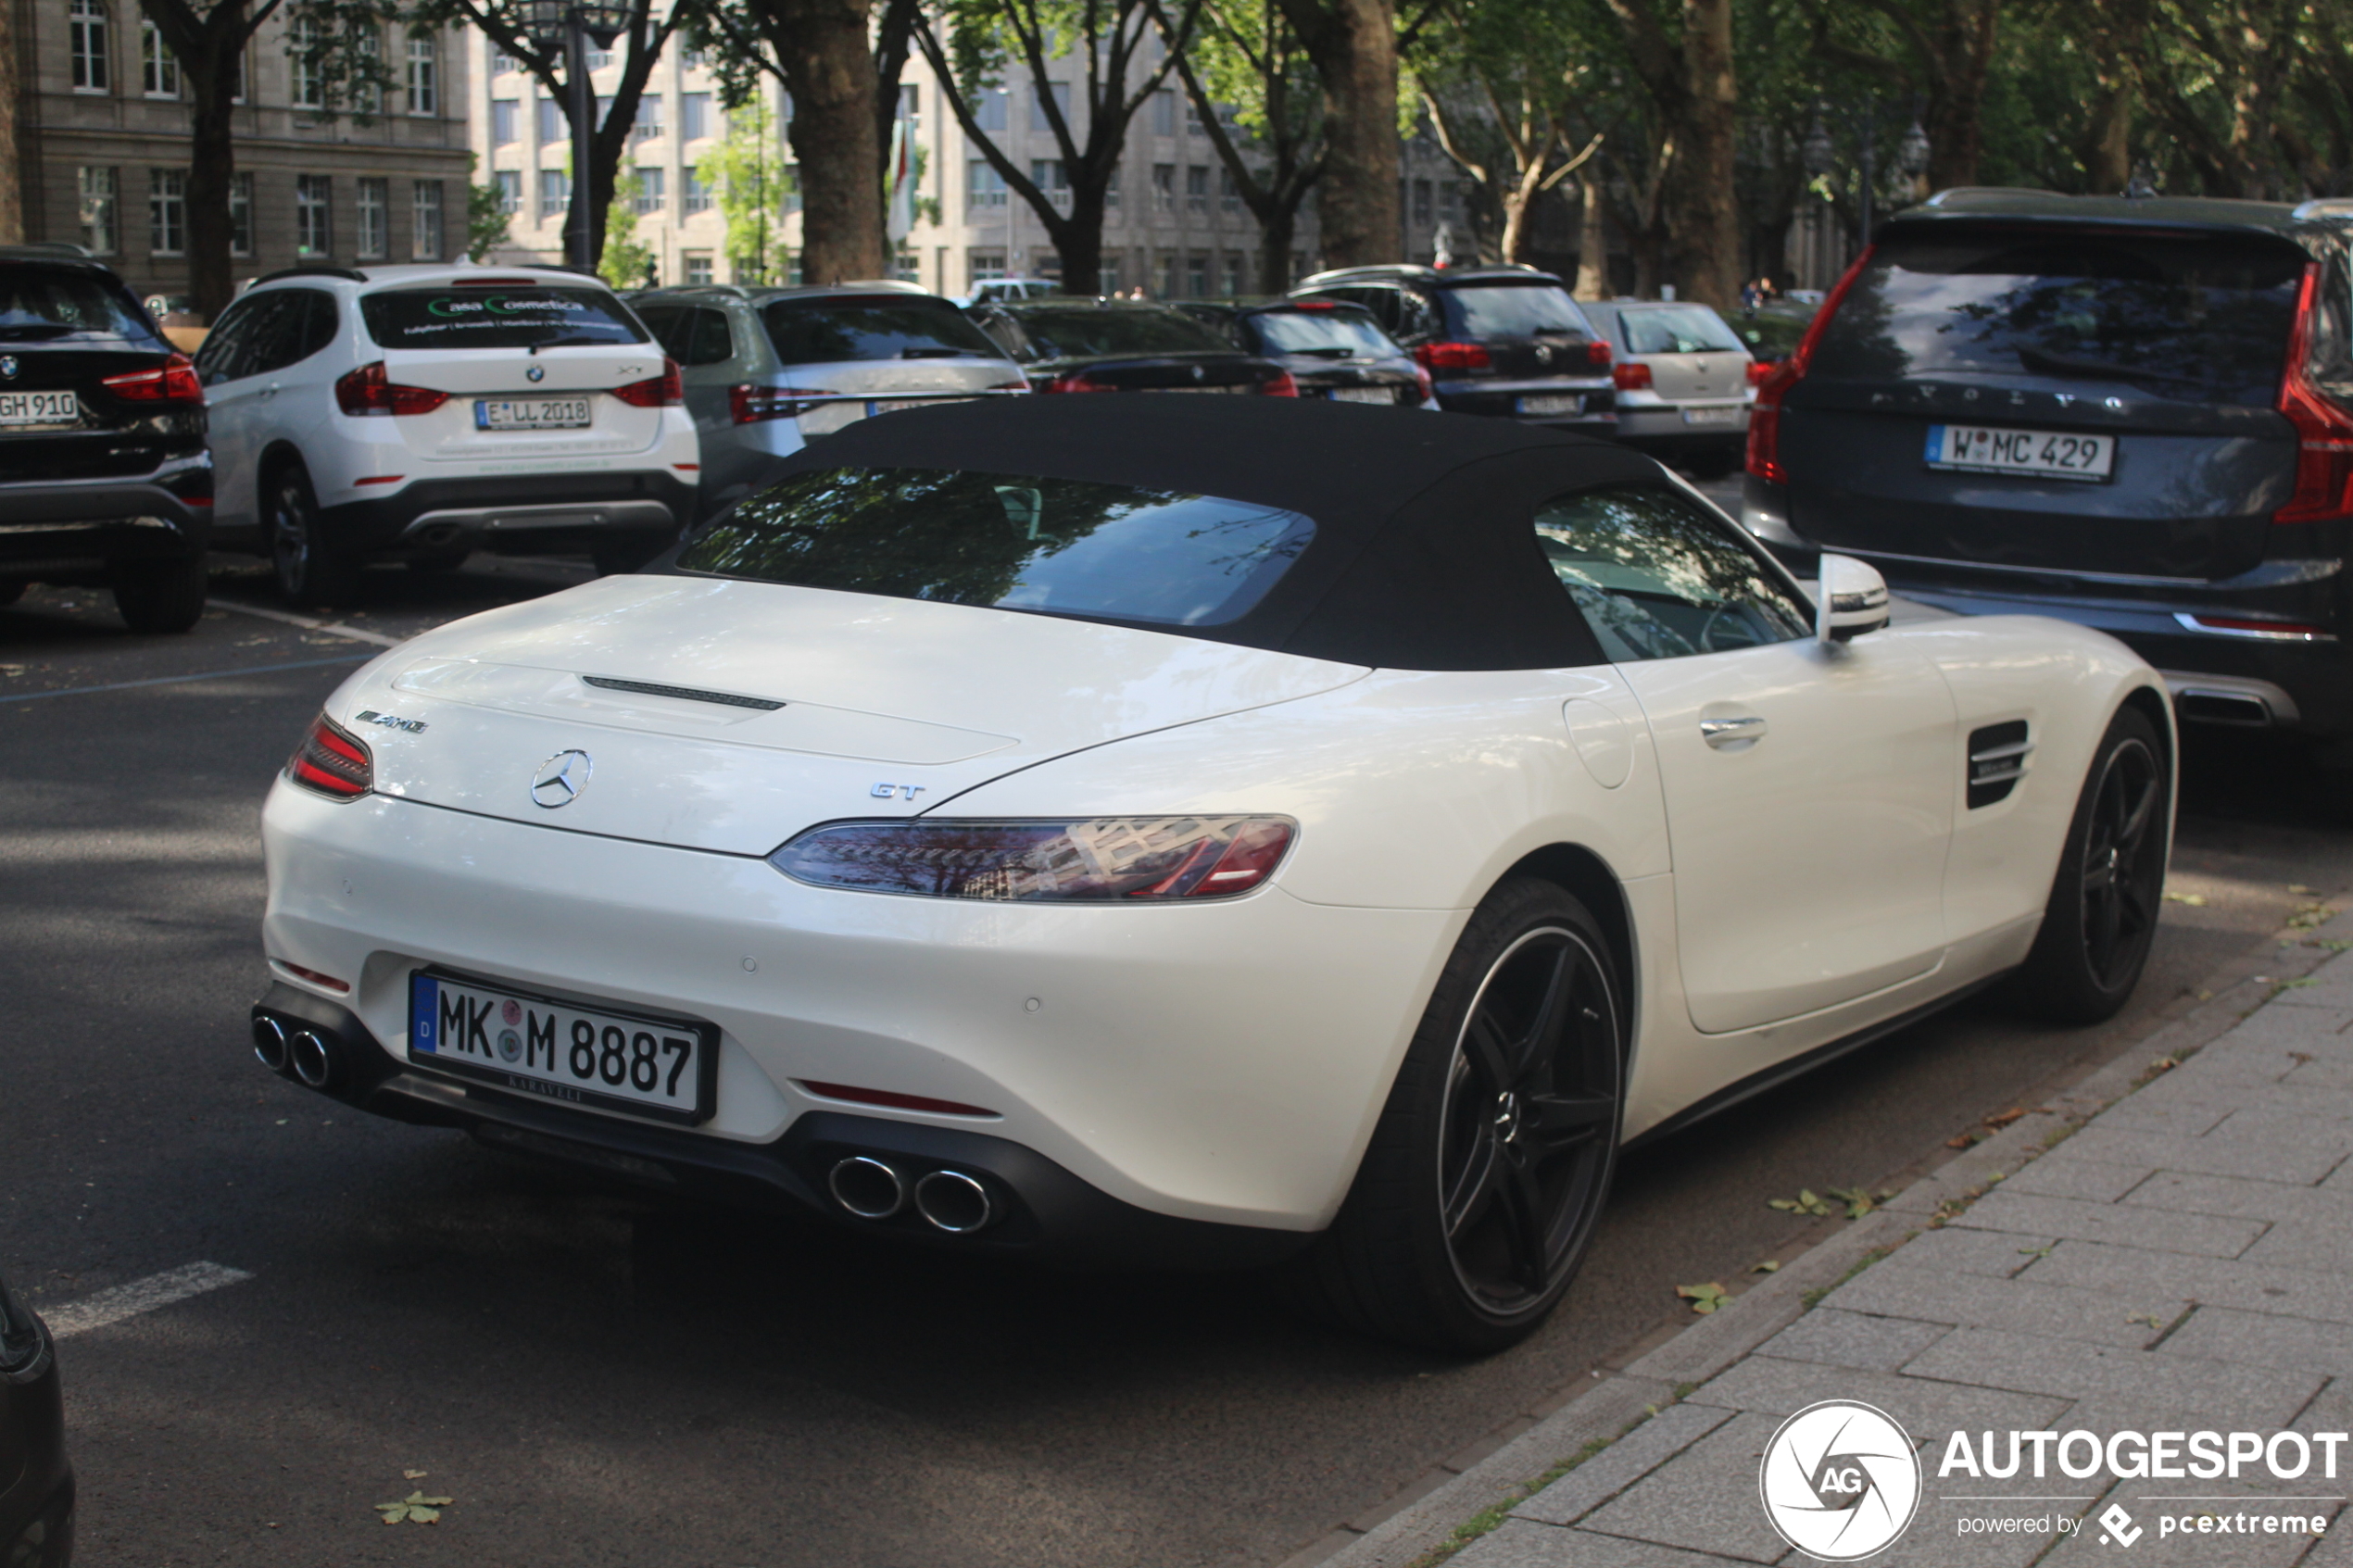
[6,549,2352,1568]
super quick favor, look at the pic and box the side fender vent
[1968,720,2032,809]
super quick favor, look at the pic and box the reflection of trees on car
[1533,486,1810,659]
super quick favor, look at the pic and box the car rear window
[1810,232,2306,406]
[1616,306,1745,355]
[1250,308,1399,358]
[0,266,148,339]
[997,307,1232,360]
[1439,284,1592,340]
[761,298,1006,364]
[677,467,1315,628]
[359,285,646,349]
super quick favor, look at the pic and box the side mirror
[1817,554,1891,645]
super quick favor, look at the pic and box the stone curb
[1294,904,2345,1568]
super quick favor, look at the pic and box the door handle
[1700,714,1768,748]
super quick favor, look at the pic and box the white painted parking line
[42,1261,253,1339]
[206,597,405,648]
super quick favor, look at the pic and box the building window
[891,248,918,282]
[1151,88,1176,137]
[681,45,706,69]
[353,30,381,115]
[141,18,178,97]
[290,18,321,109]
[1185,96,1203,135]
[491,99,517,145]
[1222,253,1243,296]
[538,169,570,221]
[1441,182,1462,222]
[969,249,1005,284]
[681,92,711,142]
[586,45,612,69]
[537,96,562,144]
[412,182,444,258]
[1104,165,1121,209]
[1413,178,1432,228]
[148,169,186,257]
[632,94,662,142]
[1098,257,1122,295]
[355,177,386,258]
[70,0,108,92]
[227,46,244,102]
[782,162,801,213]
[406,32,436,115]
[492,51,517,75]
[1156,251,1178,297]
[966,160,1006,210]
[1151,163,1174,212]
[494,170,522,215]
[1220,168,1240,216]
[633,168,664,213]
[296,174,333,257]
[1185,164,1208,215]
[684,253,713,284]
[230,171,254,256]
[1030,82,1068,131]
[1187,253,1208,297]
[1029,158,1068,211]
[974,88,1006,132]
[682,168,712,214]
[78,168,118,255]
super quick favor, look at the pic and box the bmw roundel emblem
[0,356,18,381]
[525,364,546,383]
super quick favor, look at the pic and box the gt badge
[531,749,593,809]
[870,782,926,799]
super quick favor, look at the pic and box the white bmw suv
[193,262,699,605]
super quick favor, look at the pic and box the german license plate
[475,397,592,431]
[0,391,79,427]
[1328,386,1393,405]
[408,969,715,1124]
[866,397,947,416]
[1927,423,2114,482]
[1518,393,1584,416]
[1681,405,1744,426]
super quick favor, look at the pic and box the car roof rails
[0,242,99,261]
[249,264,371,286]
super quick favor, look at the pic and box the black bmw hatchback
[0,1267,72,1567]
[0,245,211,634]
[1743,191,2353,782]
[967,299,1298,396]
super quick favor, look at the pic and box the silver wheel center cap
[1494,1090,1521,1142]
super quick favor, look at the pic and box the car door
[1532,483,1958,1035]
[265,291,342,478]
[190,291,284,533]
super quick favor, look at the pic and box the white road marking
[207,597,405,648]
[42,1261,253,1339]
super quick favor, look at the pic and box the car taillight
[730,383,833,423]
[286,713,371,799]
[334,360,448,417]
[612,358,684,408]
[771,816,1297,901]
[2274,264,2353,525]
[1585,340,1613,367]
[988,380,1032,394]
[1746,360,1775,386]
[1613,362,1653,391]
[1261,370,1300,396]
[1414,341,1491,372]
[1042,370,1117,393]
[101,353,203,404]
[1748,245,1874,484]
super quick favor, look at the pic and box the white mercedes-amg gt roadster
[252,397,2171,1352]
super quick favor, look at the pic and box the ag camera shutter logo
[1759,1399,1922,1560]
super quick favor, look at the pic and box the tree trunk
[1572,166,1607,298]
[772,0,885,282]
[183,41,238,318]
[1660,0,1737,307]
[0,0,21,245]
[1277,0,1399,267]
[1259,203,1297,294]
[1920,0,1997,189]
[1050,194,1105,295]
[2083,80,2132,192]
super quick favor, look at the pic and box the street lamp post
[516,0,631,271]
[1804,97,1932,257]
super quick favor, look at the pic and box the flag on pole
[887,118,915,245]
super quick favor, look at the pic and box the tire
[2008,705,2171,1024]
[111,554,208,634]
[1281,878,1626,1354]
[268,462,361,608]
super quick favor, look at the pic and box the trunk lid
[0,341,185,480]
[346,575,1368,855]
[777,357,1022,439]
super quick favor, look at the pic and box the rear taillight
[613,358,684,408]
[101,353,203,405]
[1414,341,1491,372]
[1261,370,1300,397]
[1746,361,1775,386]
[1042,370,1117,394]
[1747,245,1875,484]
[286,713,371,799]
[2274,264,2353,525]
[1613,362,1653,392]
[1585,340,1613,367]
[334,360,448,417]
[730,383,833,423]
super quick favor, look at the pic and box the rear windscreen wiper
[2016,345,2204,390]
[0,325,77,341]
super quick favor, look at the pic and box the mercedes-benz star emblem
[526,364,546,383]
[0,356,18,381]
[530,749,593,809]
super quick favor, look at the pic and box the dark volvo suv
[1743,191,2353,780]
[0,246,210,633]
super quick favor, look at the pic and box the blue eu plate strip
[1924,425,1946,463]
[409,973,440,1053]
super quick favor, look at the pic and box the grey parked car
[1579,301,1759,476]
[631,282,1028,521]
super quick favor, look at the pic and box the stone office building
[11,0,473,307]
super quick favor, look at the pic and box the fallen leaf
[2291,884,2318,895]
[2127,1311,2165,1329]
[1984,1107,2026,1128]
[2018,1245,2054,1260]
[1824,1185,1879,1220]
[1752,1260,1780,1273]
[403,1470,427,1480]
[2164,891,2208,907]
[1676,1282,1730,1314]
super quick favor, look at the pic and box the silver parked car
[630,282,1028,521]
[1579,300,1762,476]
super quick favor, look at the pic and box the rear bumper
[320,470,698,558]
[0,454,213,576]
[1433,378,1617,432]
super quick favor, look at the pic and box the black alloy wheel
[2010,705,2170,1023]
[1282,878,1625,1353]
[269,462,359,608]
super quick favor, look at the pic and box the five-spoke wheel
[2011,705,2171,1023]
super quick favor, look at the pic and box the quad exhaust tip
[252,1015,290,1073]
[913,1170,995,1234]
[827,1155,906,1219]
[288,1029,334,1089]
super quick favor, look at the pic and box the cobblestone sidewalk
[1324,915,2353,1568]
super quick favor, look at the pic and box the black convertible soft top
[714,395,1680,670]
